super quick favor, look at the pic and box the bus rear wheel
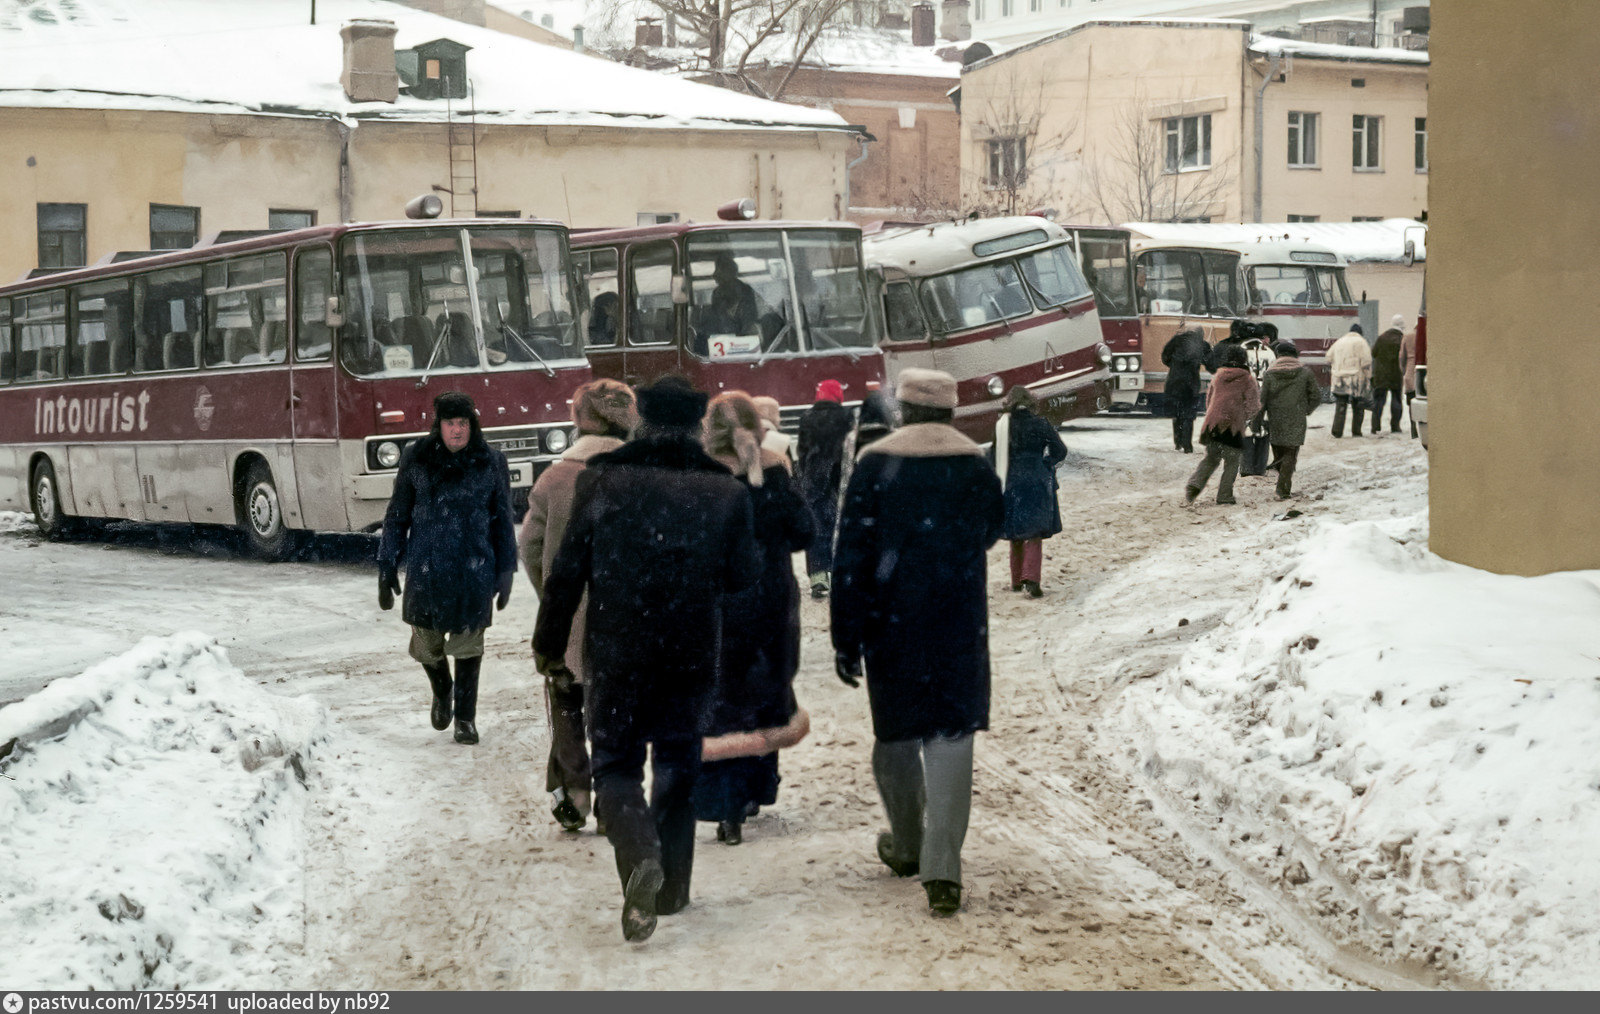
[239,460,293,560]
[30,459,78,541]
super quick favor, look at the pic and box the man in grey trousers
[831,368,1005,916]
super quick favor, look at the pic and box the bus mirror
[670,274,689,305]
[325,296,344,327]
[1403,238,1416,267]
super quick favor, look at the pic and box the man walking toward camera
[378,391,518,746]
[831,368,1004,918]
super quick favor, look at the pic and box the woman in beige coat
[519,379,638,832]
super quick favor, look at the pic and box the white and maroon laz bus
[0,218,590,558]
[1234,240,1360,391]
[862,216,1112,442]
[569,207,885,428]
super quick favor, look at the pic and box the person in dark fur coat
[377,391,518,746]
[1184,344,1262,506]
[992,386,1068,598]
[832,367,1004,918]
[1161,328,1210,452]
[1370,319,1405,435]
[693,392,814,846]
[533,375,761,944]
[796,378,853,598]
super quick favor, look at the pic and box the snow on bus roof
[1123,219,1426,264]
[0,0,852,134]
[863,216,1068,275]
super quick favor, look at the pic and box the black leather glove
[378,564,401,611]
[835,651,863,688]
[496,570,514,611]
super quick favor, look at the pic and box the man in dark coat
[1160,328,1209,453]
[533,375,761,943]
[377,391,518,746]
[832,367,1004,918]
[1370,319,1405,435]
[796,378,853,598]
[1257,341,1322,499]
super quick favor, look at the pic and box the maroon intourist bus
[569,207,885,428]
[1060,225,1143,410]
[0,218,590,558]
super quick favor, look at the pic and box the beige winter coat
[1399,329,1419,393]
[1329,330,1373,399]
[518,434,624,680]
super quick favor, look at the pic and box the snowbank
[1108,513,1600,990]
[0,634,327,989]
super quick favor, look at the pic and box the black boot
[453,655,481,745]
[422,662,452,731]
[716,820,743,845]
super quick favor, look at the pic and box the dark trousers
[1169,391,1197,451]
[1405,391,1418,438]
[1270,444,1300,497]
[544,672,592,803]
[1187,442,1242,503]
[1009,540,1042,586]
[592,736,701,910]
[1332,394,1367,437]
[1371,386,1403,432]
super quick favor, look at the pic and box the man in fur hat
[831,368,1004,917]
[378,391,518,746]
[534,375,761,942]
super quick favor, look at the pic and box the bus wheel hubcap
[250,486,279,535]
[36,477,56,524]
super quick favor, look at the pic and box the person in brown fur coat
[1184,343,1262,506]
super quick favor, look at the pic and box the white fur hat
[1391,314,1406,329]
[896,368,959,409]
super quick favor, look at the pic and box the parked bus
[1126,237,1247,413]
[862,216,1112,442]
[1234,239,1360,391]
[0,216,590,558]
[569,205,884,430]
[1059,224,1143,409]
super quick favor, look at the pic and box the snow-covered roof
[0,0,853,134]
[745,26,964,80]
[1122,219,1426,263]
[863,216,1068,275]
[1248,32,1429,66]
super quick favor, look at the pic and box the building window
[1029,0,1040,10]
[986,137,1027,188]
[1353,115,1382,170]
[149,204,199,250]
[1000,0,1013,15]
[973,0,984,18]
[1351,216,1383,222]
[1287,214,1319,223]
[1415,117,1428,172]
[636,212,679,226]
[1287,111,1319,167]
[37,203,87,269]
[1164,114,1212,173]
[269,209,317,230]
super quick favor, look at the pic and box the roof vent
[940,0,971,42]
[911,3,935,46]
[340,19,399,104]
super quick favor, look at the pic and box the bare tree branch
[961,65,1087,220]
[1078,83,1238,224]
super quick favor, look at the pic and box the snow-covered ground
[1,414,1593,989]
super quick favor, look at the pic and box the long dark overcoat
[796,399,852,569]
[533,435,761,750]
[1371,328,1404,389]
[378,431,517,634]
[997,407,1067,542]
[831,423,1004,743]
[1161,330,1210,412]
[1258,359,1322,446]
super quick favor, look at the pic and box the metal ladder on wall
[444,79,478,217]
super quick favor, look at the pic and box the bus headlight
[374,441,402,468]
[545,427,570,453]
[1096,343,1113,366]
[986,375,1005,397]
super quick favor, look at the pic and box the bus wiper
[414,312,451,389]
[500,324,556,377]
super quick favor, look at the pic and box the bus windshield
[339,225,579,378]
[1018,243,1092,308]
[684,229,876,357]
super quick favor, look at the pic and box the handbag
[1240,420,1270,477]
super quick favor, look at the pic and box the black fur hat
[433,391,477,421]
[1274,340,1300,358]
[636,375,708,429]
[1218,343,1250,369]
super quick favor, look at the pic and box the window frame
[1353,114,1383,171]
[1414,117,1428,173]
[270,209,318,231]
[1287,111,1320,168]
[1163,114,1213,173]
[985,136,1028,190]
[37,203,87,270]
[625,241,678,347]
[149,203,200,251]
[294,244,336,363]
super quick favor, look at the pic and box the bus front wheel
[239,460,293,560]
[30,459,78,541]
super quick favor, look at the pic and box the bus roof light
[405,194,444,220]
[717,198,757,221]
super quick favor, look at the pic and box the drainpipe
[844,134,873,219]
[1252,51,1282,223]
[336,118,355,222]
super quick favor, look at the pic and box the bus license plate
[509,462,534,488]
[1118,375,1144,390]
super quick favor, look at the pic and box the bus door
[574,247,624,382]
[288,246,347,531]
[875,268,937,384]
[620,241,682,385]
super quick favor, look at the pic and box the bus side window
[0,298,12,385]
[627,242,676,346]
[19,291,67,380]
[71,279,134,377]
[882,281,926,342]
[136,267,204,373]
[294,247,334,361]
[577,249,620,347]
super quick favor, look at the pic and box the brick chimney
[940,0,971,42]
[340,20,399,103]
[912,3,936,46]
